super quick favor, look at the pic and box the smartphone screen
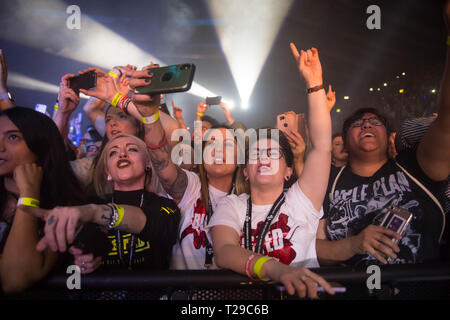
[206,96,222,105]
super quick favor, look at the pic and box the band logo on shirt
[180,198,208,249]
[240,213,297,265]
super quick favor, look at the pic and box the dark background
[0,0,447,136]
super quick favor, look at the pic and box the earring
[107,174,112,181]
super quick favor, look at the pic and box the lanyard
[204,184,235,268]
[244,192,286,254]
[113,191,144,270]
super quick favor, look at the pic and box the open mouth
[111,130,121,137]
[257,163,271,173]
[361,132,375,138]
[116,159,131,168]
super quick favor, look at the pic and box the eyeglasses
[248,148,283,161]
[350,117,385,129]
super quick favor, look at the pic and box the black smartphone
[71,222,111,258]
[134,63,196,95]
[205,96,222,105]
[69,70,97,94]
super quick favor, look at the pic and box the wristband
[108,71,119,79]
[118,95,130,114]
[246,254,262,281]
[112,204,125,228]
[17,197,40,208]
[447,35,450,46]
[54,104,59,111]
[0,92,11,101]
[144,132,167,150]
[253,256,274,280]
[197,112,204,117]
[306,83,326,94]
[111,92,123,107]
[142,110,160,125]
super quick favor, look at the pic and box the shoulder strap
[331,166,346,195]
[394,160,446,243]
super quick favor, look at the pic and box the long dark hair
[0,107,86,214]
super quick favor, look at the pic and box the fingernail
[147,71,153,76]
[145,78,150,83]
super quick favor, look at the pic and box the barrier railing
[5,263,450,300]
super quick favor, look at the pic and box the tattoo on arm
[99,205,112,226]
[47,215,55,226]
[164,166,188,203]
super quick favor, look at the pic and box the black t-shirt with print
[323,149,446,266]
[102,190,180,271]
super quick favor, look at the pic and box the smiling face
[203,128,238,179]
[105,136,148,190]
[332,135,348,162]
[245,138,292,189]
[345,113,388,156]
[105,107,139,140]
[0,116,38,177]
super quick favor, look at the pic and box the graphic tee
[102,190,180,271]
[171,170,228,270]
[323,149,446,266]
[206,182,322,268]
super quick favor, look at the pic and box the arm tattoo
[47,215,55,226]
[164,166,188,203]
[148,139,170,171]
[100,205,112,226]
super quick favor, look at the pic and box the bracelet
[142,110,160,125]
[0,92,11,101]
[197,112,204,117]
[253,256,274,281]
[144,132,167,150]
[17,197,40,208]
[447,35,450,46]
[106,203,118,229]
[112,204,125,228]
[108,71,119,79]
[306,83,326,94]
[111,92,123,107]
[246,254,262,281]
[118,96,130,114]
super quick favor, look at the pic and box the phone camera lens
[181,64,190,71]
[161,72,173,82]
[283,123,288,127]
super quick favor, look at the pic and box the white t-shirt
[170,169,228,270]
[206,182,322,268]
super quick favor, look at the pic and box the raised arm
[172,100,188,130]
[53,73,81,138]
[416,3,450,181]
[290,44,332,211]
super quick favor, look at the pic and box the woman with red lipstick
[23,134,180,273]
[206,44,335,299]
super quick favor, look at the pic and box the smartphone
[379,205,413,242]
[206,96,222,105]
[277,112,308,143]
[71,222,111,258]
[134,63,196,95]
[69,70,97,94]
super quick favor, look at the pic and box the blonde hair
[93,134,151,199]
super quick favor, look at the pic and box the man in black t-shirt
[316,104,449,266]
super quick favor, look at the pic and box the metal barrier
[5,263,450,300]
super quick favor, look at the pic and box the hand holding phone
[205,96,222,105]
[70,70,97,95]
[379,205,412,243]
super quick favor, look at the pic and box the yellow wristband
[142,110,160,124]
[17,197,40,208]
[253,256,274,280]
[112,204,125,228]
[111,92,123,107]
[447,35,450,46]
[54,104,58,111]
[108,71,119,79]
[197,112,204,117]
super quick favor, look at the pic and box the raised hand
[172,100,183,120]
[284,128,306,160]
[326,84,336,111]
[0,49,8,92]
[128,63,161,115]
[13,163,43,199]
[197,101,208,116]
[58,73,80,114]
[290,43,323,88]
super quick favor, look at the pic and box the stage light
[431,89,436,93]
[336,108,341,113]
[344,96,349,100]
[383,82,387,86]
[369,88,373,91]
[399,89,404,93]
[223,99,235,109]
[207,0,294,109]
[402,72,406,76]
[0,0,218,100]
[377,88,381,91]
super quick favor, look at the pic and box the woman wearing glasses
[207,44,335,299]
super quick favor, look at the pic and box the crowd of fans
[0,4,449,300]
